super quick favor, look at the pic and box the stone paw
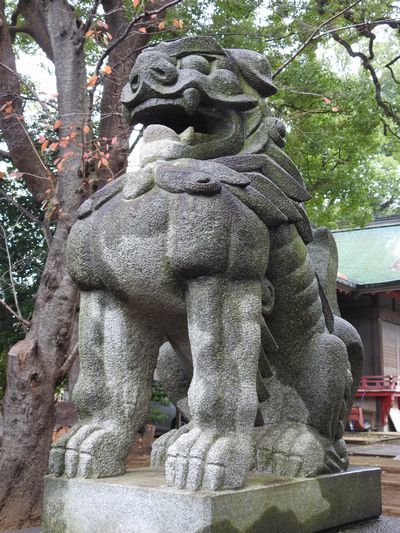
[165,427,252,491]
[49,421,129,478]
[253,422,332,477]
[151,421,193,466]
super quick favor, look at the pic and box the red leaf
[96,20,109,30]
[322,97,332,104]
[111,136,117,145]
[0,171,5,180]
[38,134,46,143]
[62,150,74,160]
[70,131,78,140]
[332,106,339,112]
[83,125,91,134]
[133,0,140,7]
[138,27,147,33]
[54,119,62,130]
[9,171,23,179]
[87,75,98,88]
[158,21,165,30]
[41,139,49,153]
[85,29,95,38]
[49,142,59,150]
[102,65,112,75]
[172,19,183,29]
[0,100,13,113]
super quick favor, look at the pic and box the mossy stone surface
[42,466,381,533]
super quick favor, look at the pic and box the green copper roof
[333,223,400,289]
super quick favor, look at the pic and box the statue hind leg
[256,330,352,477]
[49,289,162,478]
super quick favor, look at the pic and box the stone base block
[42,466,381,533]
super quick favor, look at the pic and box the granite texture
[11,517,400,533]
[49,36,365,491]
[42,466,381,533]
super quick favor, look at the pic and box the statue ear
[226,49,277,97]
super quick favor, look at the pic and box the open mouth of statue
[128,91,232,147]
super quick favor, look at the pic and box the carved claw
[49,424,82,477]
[253,422,348,478]
[165,428,252,491]
[49,421,129,479]
[151,421,193,466]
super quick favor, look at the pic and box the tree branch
[0,222,29,331]
[0,6,54,204]
[0,187,53,246]
[91,0,183,90]
[273,0,363,78]
[8,24,35,38]
[0,148,12,160]
[82,0,102,36]
[316,18,400,39]
[381,118,400,141]
[9,0,53,60]
[0,298,30,328]
[385,54,400,85]
[0,61,53,120]
[330,32,400,128]
[56,342,79,381]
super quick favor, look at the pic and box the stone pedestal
[42,466,381,533]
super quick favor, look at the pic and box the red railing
[357,375,400,392]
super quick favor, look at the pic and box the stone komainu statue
[50,37,364,491]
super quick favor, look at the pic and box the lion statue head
[121,36,287,163]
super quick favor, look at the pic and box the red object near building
[355,375,400,427]
[334,216,400,431]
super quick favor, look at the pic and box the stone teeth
[183,88,200,115]
[143,125,180,144]
[179,126,196,145]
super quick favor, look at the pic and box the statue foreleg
[165,277,262,490]
[49,289,162,478]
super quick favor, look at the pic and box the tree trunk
[0,0,85,527]
[0,2,52,203]
[0,223,79,528]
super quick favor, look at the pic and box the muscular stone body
[49,36,363,490]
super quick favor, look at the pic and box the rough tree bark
[0,0,179,528]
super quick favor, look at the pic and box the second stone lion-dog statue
[49,36,363,491]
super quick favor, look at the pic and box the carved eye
[130,74,139,92]
[180,55,210,74]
